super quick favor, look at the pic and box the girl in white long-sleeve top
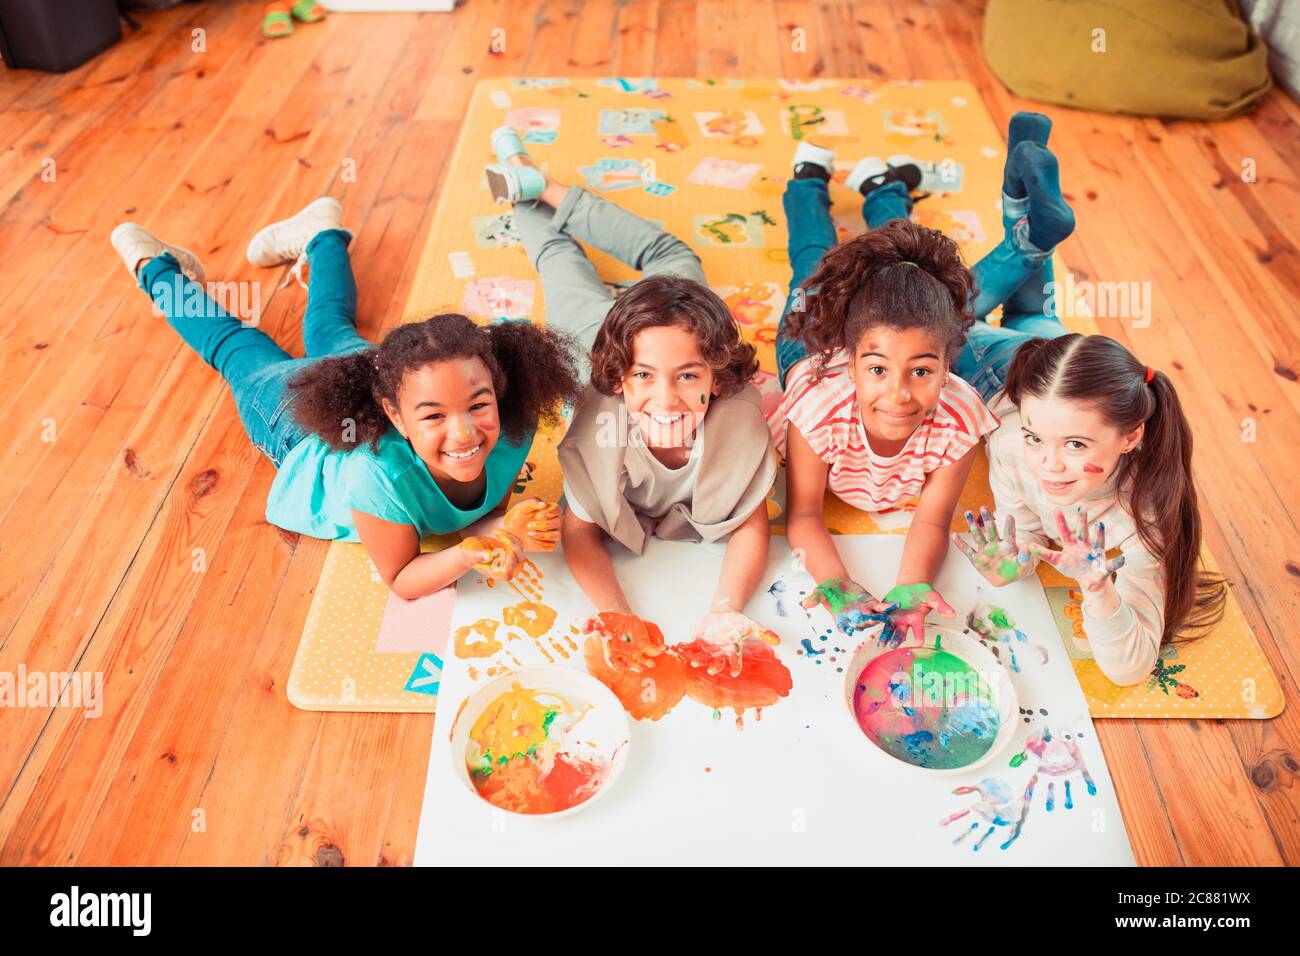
[952,333,1227,685]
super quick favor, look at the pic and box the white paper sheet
[414,536,1135,866]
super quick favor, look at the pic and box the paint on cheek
[1082,463,1104,475]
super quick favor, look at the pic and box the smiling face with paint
[1018,395,1144,505]
[615,323,719,458]
[848,326,948,447]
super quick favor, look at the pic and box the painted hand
[879,583,957,648]
[800,579,897,637]
[498,498,562,552]
[582,610,668,674]
[1033,506,1125,592]
[459,529,524,581]
[951,507,1037,586]
[681,611,780,679]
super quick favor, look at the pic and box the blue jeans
[955,195,1070,402]
[138,228,369,467]
[775,178,912,387]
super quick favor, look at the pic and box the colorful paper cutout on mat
[461,276,535,321]
[693,211,768,247]
[598,109,665,136]
[883,108,948,141]
[781,104,849,139]
[504,106,561,143]
[404,654,443,697]
[578,158,651,192]
[687,157,762,190]
[375,587,456,655]
[694,110,765,139]
[472,211,520,248]
[918,159,965,192]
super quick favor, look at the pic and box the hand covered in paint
[879,583,957,648]
[1032,507,1125,592]
[459,529,524,581]
[950,507,1037,587]
[583,610,669,674]
[497,497,562,552]
[800,579,897,637]
[681,611,780,679]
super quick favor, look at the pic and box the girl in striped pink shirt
[769,217,999,643]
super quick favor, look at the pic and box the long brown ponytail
[1004,334,1226,643]
[286,314,582,453]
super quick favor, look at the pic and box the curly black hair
[286,313,583,453]
[589,274,758,398]
[785,218,975,377]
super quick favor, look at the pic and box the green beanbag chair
[983,0,1273,119]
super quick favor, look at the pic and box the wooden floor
[1,0,1297,866]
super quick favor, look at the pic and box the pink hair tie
[1144,365,1155,384]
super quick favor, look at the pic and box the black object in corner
[0,0,123,73]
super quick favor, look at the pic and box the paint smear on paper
[679,638,793,728]
[466,684,611,815]
[852,647,1000,770]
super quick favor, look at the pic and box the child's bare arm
[895,445,978,587]
[708,501,771,613]
[353,509,476,599]
[561,507,632,612]
[783,425,850,583]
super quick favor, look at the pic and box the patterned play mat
[286,77,1283,720]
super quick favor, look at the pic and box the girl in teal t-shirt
[112,199,582,599]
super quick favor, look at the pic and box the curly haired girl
[770,132,1021,643]
[111,199,582,599]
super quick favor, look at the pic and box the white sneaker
[845,156,889,195]
[245,197,345,268]
[110,223,207,285]
[792,141,836,174]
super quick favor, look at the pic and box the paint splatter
[465,684,612,815]
[852,647,1000,770]
[767,578,790,617]
[799,638,825,656]
[678,637,793,728]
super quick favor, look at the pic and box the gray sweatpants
[512,186,707,363]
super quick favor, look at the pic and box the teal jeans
[138,228,368,466]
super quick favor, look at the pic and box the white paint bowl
[842,625,1019,776]
[449,666,632,818]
